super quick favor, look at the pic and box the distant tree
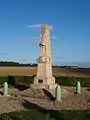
[0,61,38,67]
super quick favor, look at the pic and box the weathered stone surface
[31,24,56,91]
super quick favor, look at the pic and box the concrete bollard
[76,81,81,94]
[3,82,8,96]
[55,84,61,101]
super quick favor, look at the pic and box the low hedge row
[0,76,34,87]
[0,76,90,87]
[55,76,90,87]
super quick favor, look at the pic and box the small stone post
[76,81,81,94]
[55,84,61,101]
[3,82,8,96]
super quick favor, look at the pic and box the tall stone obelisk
[31,24,56,91]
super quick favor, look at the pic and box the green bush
[55,76,90,87]
[0,76,34,88]
[0,76,90,87]
[0,77,8,86]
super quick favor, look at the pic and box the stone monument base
[30,83,57,94]
[30,76,57,93]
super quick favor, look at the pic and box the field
[0,67,90,77]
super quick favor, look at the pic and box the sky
[0,0,90,66]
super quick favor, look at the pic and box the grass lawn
[0,110,90,120]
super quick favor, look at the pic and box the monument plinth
[30,24,56,91]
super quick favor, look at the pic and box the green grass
[0,76,90,87]
[0,110,90,120]
[0,110,47,120]
[50,110,90,120]
[55,76,90,87]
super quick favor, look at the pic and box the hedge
[0,76,90,87]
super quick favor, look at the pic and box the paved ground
[0,86,90,114]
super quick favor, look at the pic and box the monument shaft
[31,24,56,91]
[37,25,52,78]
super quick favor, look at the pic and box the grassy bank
[0,110,90,120]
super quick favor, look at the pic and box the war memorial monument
[31,24,57,91]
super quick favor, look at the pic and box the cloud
[27,37,39,41]
[19,59,28,63]
[25,35,56,43]
[55,57,61,60]
[28,24,41,28]
[25,37,39,44]
[0,53,8,55]
[28,24,53,30]
[49,25,53,30]
[26,36,56,42]
[51,36,56,40]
